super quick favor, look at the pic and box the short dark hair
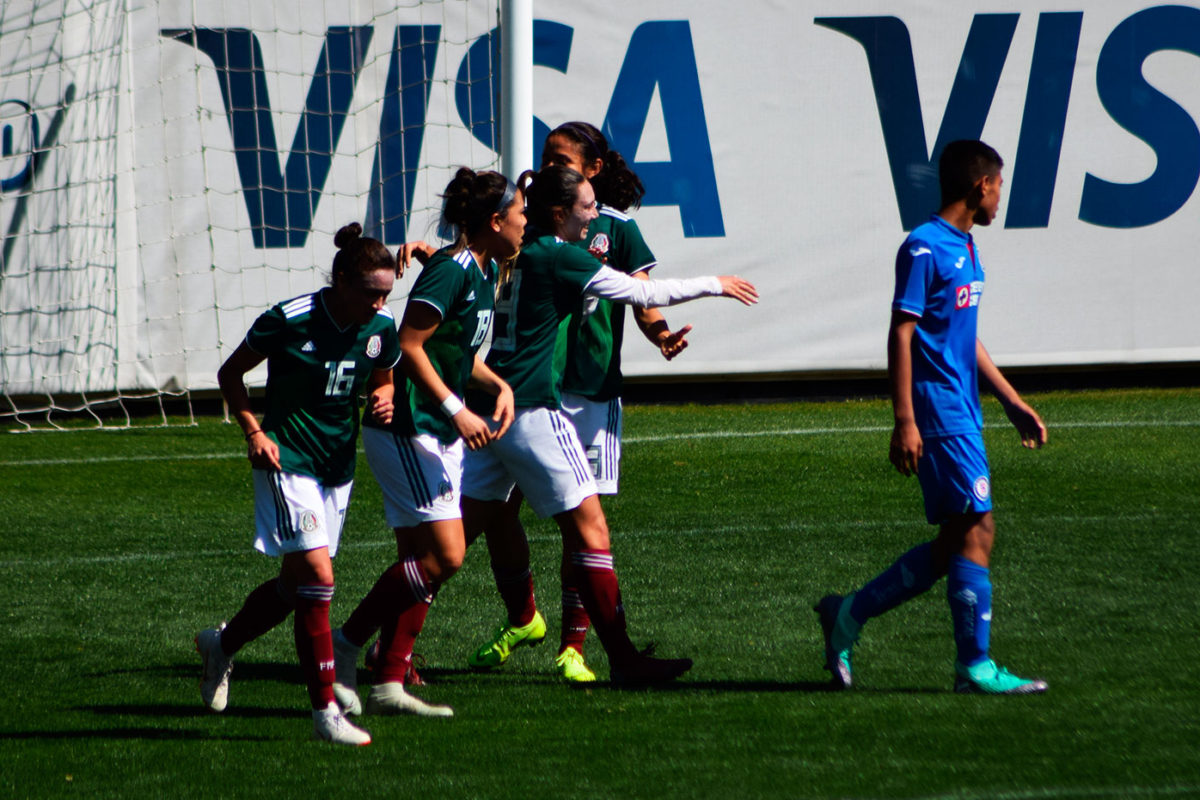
[938,140,1003,206]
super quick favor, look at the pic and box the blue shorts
[916,432,992,524]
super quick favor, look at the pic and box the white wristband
[440,394,465,417]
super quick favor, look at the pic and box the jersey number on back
[491,272,522,352]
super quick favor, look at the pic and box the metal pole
[500,0,533,182]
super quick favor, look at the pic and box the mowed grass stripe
[2,417,1197,467]
[0,512,1166,570]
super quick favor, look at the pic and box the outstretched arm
[630,272,692,360]
[977,339,1047,449]
[584,265,757,308]
[887,312,922,476]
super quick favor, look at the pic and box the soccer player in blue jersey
[815,140,1049,695]
[196,223,401,745]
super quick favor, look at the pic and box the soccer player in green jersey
[196,223,401,746]
[460,165,757,686]
[468,122,695,683]
[327,169,521,718]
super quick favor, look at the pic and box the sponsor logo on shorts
[366,335,382,358]
[299,510,320,532]
[438,481,454,502]
[972,475,990,502]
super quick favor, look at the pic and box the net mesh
[1,0,502,430]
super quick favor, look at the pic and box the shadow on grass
[0,727,276,741]
[81,703,305,719]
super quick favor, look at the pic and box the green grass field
[2,388,1199,799]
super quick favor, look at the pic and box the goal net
[0,0,503,429]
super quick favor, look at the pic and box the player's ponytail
[549,121,644,212]
[330,222,394,285]
[521,165,585,233]
[440,167,517,254]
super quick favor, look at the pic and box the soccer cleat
[555,647,597,683]
[467,610,547,670]
[196,623,233,713]
[814,594,856,690]
[331,628,362,716]
[312,701,372,746]
[954,659,1048,695]
[610,651,693,688]
[364,681,453,717]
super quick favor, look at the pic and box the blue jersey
[892,215,984,438]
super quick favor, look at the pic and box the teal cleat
[467,610,547,670]
[814,594,857,690]
[954,659,1048,695]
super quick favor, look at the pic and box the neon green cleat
[555,646,596,683]
[467,610,547,670]
[954,659,1048,695]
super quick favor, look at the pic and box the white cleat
[196,623,233,713]
[331,628,362,716]
[312,701,372,746]
[364,681,453,717]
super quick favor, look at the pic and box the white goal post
[1,0,531,429]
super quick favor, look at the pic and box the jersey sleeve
[892,238,933,318]
[408,254,465,319]
[584,265,722,307]
[244,305,288,356]
[611,217,656,275]
[556,244,606,294]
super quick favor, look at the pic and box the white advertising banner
[1,1,1198,398]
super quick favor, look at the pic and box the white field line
[0,512,1164,571]
[1,418,1197,468]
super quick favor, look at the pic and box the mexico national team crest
[299,510,320,533]
[588,233,611,261]
[366,334,382,358]
[438,481,454,502]
[972,475,991,503]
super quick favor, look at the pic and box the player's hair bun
[334,222,363,250]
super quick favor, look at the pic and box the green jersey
[246,289,401,486]
[560,205,657,401]
[487,231,605,409]
[369,247,497,444]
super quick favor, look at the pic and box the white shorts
[561,393,622,495]
[252,470,352,557]
[362,426,464,528]
[461,406,597,518]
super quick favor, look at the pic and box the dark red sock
[340,562,409,646]
[492,564,537,627]
[293,583,336,709]
[568,549,636,665]
[375,557,434,684]
[221,577,293,656]
[559,586,590,654]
